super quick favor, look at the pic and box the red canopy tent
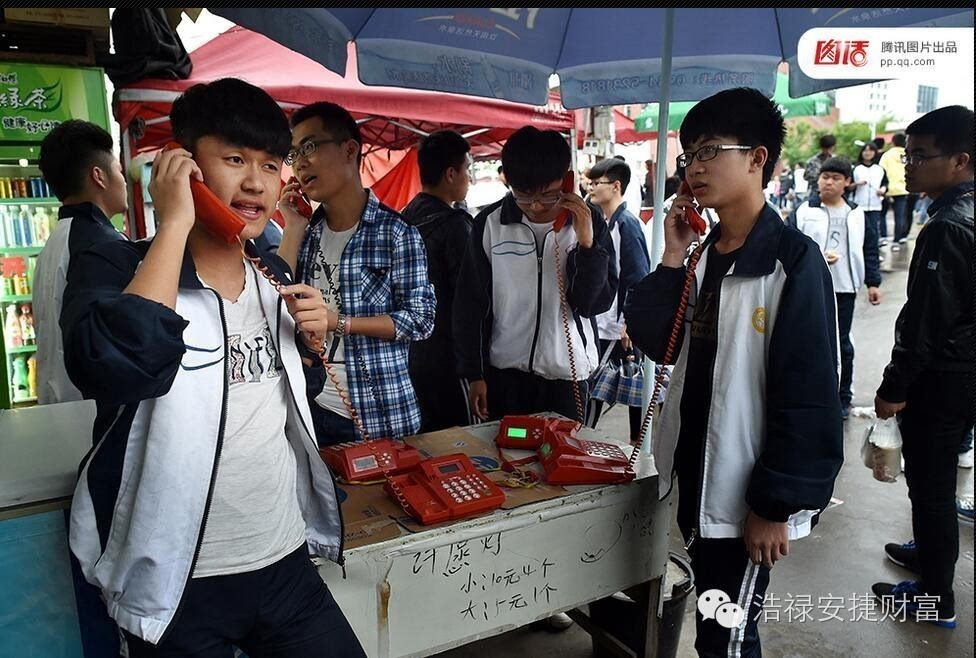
[115,26,575,234]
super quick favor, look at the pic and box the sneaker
[958,446,974,469]
[898,237,908,243]
[957,498,974,524]
[891,244,901,252]
[871,580,957,628]
[841,405,851,421]
[885,539,920,573]
[879,238,889,246]
[546,612,575,631]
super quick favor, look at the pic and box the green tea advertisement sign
[0,62,109,141]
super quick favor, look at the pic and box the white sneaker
[547,612,575,630]
[958,447,974,469]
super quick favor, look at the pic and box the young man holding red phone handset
[453,126,617,429]
[625,88,842,657]
[60,78,364,656]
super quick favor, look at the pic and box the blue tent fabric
[213,7,972,108]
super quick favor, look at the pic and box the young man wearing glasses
[625,88,843,657]
[873,105,974,630]
[453,126,617,427]
[277,102,435,447]
[583,157,650,440]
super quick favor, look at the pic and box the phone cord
[552,237,585,427]
[626,242,705,475]
[241,240,412,513]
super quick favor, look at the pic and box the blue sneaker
[871,580,957,628]
[957,498,974,524]
[884,539,919,573]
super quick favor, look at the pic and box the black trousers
[410,368,471,433]
[898,371,975,615]
[125,546,365,657]
[836,293,856,408]
[485,366,587,422]
[681,530,771,657]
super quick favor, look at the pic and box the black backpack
[98,9,192,86]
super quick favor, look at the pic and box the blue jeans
[310,403,360,447]
[892,195,910,241]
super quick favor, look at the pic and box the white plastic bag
[861,417,903,483]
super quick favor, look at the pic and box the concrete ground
[437,224,974,657]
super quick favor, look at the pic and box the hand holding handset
[163,142,245,244]
[677,181,707,235]
[553,170,575,232]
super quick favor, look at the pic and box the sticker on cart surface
[470,455,499,472]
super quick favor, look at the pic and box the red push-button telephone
[320,438,423,483]
[384,453,506,525]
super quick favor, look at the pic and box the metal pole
[640,8,675,457]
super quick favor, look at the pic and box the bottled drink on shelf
[12,355,30,401]
[27,354,37,399]
[0,177,11,198]
[4,304,23,348]
[19,205,34,247]
[19,303,35,345]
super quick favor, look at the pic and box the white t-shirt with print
[194,262,307,578]
[309,222,359,418]
[824,204,856,294]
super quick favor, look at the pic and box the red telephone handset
[271,177,313,228]
[284,176,313,218]
[163,142,245,243]
[553,170,575,232]
[677,181,707,235]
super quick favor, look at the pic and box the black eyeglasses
[676,144,755,168]
[285,138,346,166]
[900,152,952,166]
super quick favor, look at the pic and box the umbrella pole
[641,7,675,458]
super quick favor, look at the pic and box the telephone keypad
[582,440,626,460]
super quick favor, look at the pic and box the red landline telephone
[497,415,574,450]
[538,425,634,485]
[320,438,422,483]
[383,453,506,525]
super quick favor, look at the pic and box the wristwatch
[334,313,349,337]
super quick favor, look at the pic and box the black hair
[858,142,878,165]
[819,156,852,180]
[819,134,837,150]
[39,119,115,201]
[170,78,290,159]
[892,133,906,147]
[664,175,681,199]
[418,130,470,186]
[588,158,632,194]
[872,136,886,149]
[612,154,626,161]
[906,106,974,171]
[497,165,504,174]
[679,87,784,186]
[290,101,362,163]
[501,126,571,192]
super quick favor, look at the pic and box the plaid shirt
[297,190,435,439]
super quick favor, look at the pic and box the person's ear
[91,165,109,191]
[751,146,768,174]
[345,140,359,164]
[952,152,971,173]
[445,167,457,185]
